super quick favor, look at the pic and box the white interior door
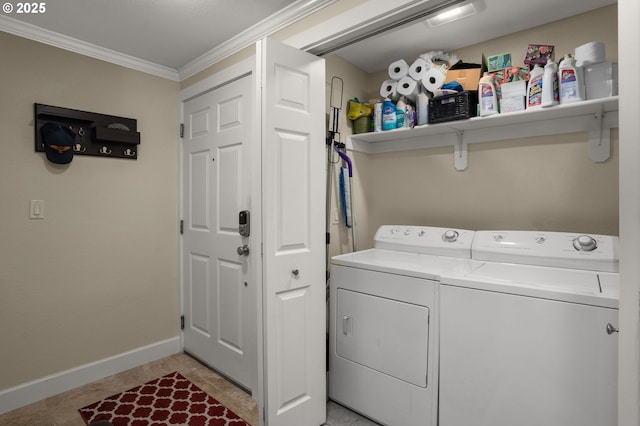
[182,74,257,392]
[259,38,326,426]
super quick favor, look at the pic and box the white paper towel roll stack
[388,59,409,81]
[575,41,606,67]
[422,68,446,93]
[380,79,398,100]
[397,76,420,102]
[409,58,431,81]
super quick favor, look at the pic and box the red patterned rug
[78,371,250,426]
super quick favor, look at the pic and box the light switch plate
[30,200,44,219]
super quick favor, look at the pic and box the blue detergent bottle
[382,98,396,131]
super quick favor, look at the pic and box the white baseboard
[0,337,181,415]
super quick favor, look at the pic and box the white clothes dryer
[329,225,475,426]
[439,230,620,426]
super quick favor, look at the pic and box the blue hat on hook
[42,122,75,164]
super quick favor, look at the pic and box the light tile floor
[0,352,378,426]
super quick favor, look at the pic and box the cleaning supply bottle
[559,54,585,104]
[416,90,429,126]
[527,64,544,109]
[382,98,396,131]
[541,60,559,107]
[374,102,382,132]
[478,72,498,116]
[405,104,415,128]
[396,97,406,128]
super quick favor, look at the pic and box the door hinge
[180,220,184,235]
[180,123,184,138]
[181,315,185,330]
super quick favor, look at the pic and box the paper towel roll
[380,79,398,100]
[388,59,409,81]
[409,58,431,81]
[575,41,606,67]
[422,68,446,93]
[397,76,419,102]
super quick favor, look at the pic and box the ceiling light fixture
[426,3,476,27]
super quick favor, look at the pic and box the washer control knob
[573,235,597,251]
[443,230,459,243]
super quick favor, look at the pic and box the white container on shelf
[559,54,585,104]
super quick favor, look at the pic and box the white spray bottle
[559,54,585,104]
[541,60,559,107]
[478,72,498,116]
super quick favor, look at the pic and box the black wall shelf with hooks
[34,103,141,160]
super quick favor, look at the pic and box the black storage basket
[428,91,478,124]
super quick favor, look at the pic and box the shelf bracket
[453,130,468,171]
[589,105,610,163]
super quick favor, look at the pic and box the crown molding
[0,15,180,81]
[177,0,338,81]
[0,0,337,83]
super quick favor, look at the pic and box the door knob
[237,245,250,256]
[292,269,299,276]
[606,323,619,334]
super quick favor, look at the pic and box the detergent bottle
[559,54,585,104]
[527,64,544,109]
[478,72,498,116]
[541,60,559,107]
[382,98,396,131]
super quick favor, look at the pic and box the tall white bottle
[527,64,544,109]
[478,72,499,116]
[541,60,559,107]
[416,91,429,126]
[559,54,585,104]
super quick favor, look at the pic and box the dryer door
[336,288,430,387]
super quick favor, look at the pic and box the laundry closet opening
[318,2,620,426]
[313,0,618,253]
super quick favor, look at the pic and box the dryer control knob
[443,230,459,243]
[573,235,597,251]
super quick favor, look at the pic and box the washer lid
[444,261,619,308]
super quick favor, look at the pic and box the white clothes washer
[329,225,475,426]
[439,230,620,426]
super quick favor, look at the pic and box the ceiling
[1,0,617,78]
[3,0,299,70]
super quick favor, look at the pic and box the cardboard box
[585,62,618,100]
[445,68,482,91]
[487,53,512,72]
[500,80,527,113]
[524,44,555,66]
[500,97,526,113]
[501,80,527,98]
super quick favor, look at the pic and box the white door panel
[261,38,326,426]
[182,74,257,392]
